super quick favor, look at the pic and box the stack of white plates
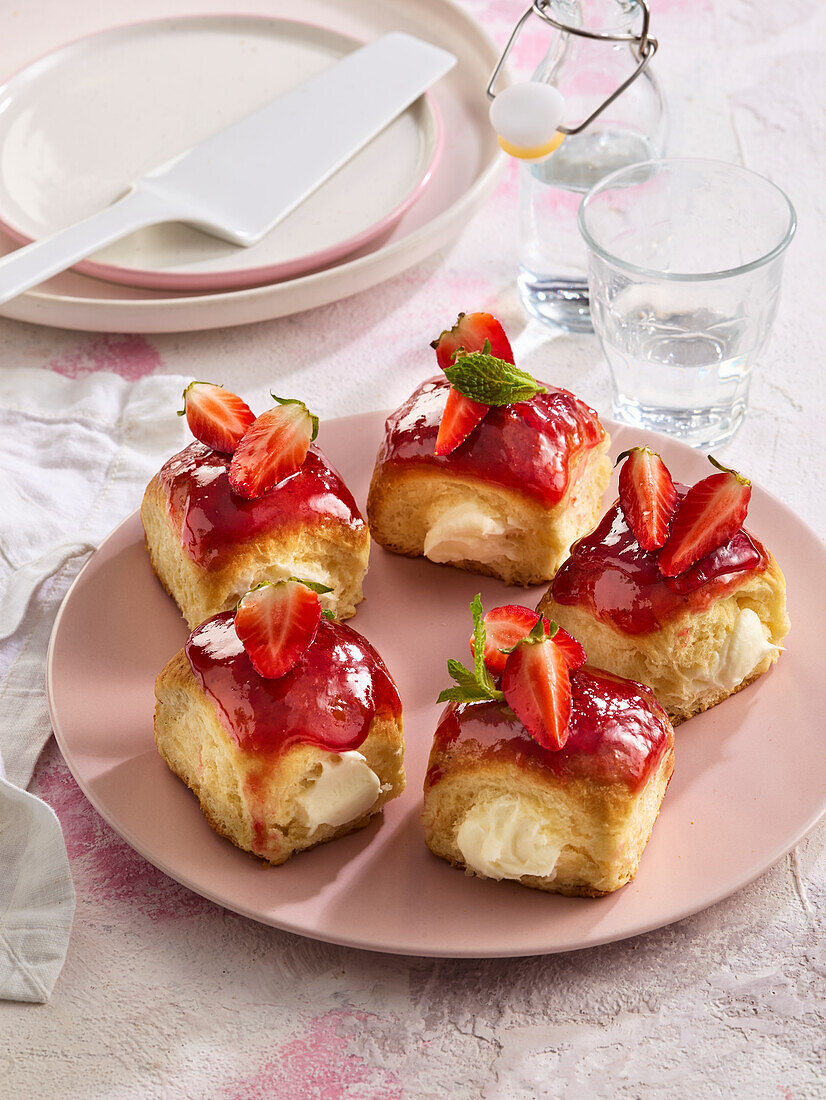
[0,0,502,332]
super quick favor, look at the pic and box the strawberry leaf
[270,394,319,442]
[444,353,546,406]
[708,454,751,485]
[288,576,333,594]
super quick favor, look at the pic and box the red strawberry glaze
[375,376,605,507]
[157,441,364,567]
[426,668,672,793]
[186,612,401,758]
[551,490,767,635]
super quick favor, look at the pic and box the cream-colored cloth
[0,367,187,1001]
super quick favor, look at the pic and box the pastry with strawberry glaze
[154,579,405,864]
[367,313,611,586]
[422,597,675,896]
[141,383,370,628]
[538,451,789,723]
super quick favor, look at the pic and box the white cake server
[0,32,455,304]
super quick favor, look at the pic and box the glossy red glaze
[427,668,672,793]
[186,612,401,758]
[157,441,365,567]
[552,491,767,635]
[375,375,605,506]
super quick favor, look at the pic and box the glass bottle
[512,0,667,332]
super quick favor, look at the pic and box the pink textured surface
[1,0,824,1096]
[45,334,162,380]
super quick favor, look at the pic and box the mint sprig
[444,352,546,406]
[437,594,504,705]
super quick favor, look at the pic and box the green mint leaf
[320,609,336,621]
[436,603,506,705]
[470,594,487,685]
[446,658,480,692]
[437,684,498,704]
[444,353,546,406]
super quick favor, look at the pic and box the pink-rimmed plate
[0,15,442,291]
[46,413,826,957]
[0,0,503,333]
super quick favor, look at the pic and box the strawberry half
[430,311,514,370]
[657,457,751,578]
[617,446,678,551]
[228,396,318,500]
[234,579,323,679]
[551,625,588,671]
[502,632,572,751]
[470,605,586,675]
[178,381,255,454]
[434,387,488,455]
[431,312,514,456]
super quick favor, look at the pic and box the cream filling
[689,608,779,693]
[295,751,381,834]
[423,502,521,565]
[456,795,563,882]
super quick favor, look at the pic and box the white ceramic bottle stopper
[489,83,566,162]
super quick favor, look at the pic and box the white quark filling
[295,751,381,834]
[423,502,521,565]
[456,795,563,882]
[690,608,779,693]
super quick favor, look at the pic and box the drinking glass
[578,158,796,447]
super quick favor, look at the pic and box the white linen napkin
[0,367,188,1002]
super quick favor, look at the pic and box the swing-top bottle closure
[487,0,658,161]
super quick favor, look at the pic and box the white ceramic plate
[0,16,442,291]
[0,0,502,331]
[46,413,826,958]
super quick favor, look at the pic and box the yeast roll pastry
[367,312,611,586]
[142,383,369,628]
[423,599,674,896]
[539,450,789,724]
[154,580,404,865]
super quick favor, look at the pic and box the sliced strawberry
[617,446,678,552]
[470,605,586,674]
[228,397,318,499]
[434,387,488,455]
[234,579,322,679]
[658,457,751,578]
[430,311,514,369]
[502,635,572,751]
[178,381,255,454]
[551,626,587,671]
[432,312,514,456]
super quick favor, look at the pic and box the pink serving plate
[46,413,826,957]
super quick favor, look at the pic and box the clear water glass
[579,158,796,447]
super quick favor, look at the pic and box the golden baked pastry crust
[538,551,789,724]
[366,436,612,587]
[422,700,674,897]
[154,649,405,865]
[141,471,370,629]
